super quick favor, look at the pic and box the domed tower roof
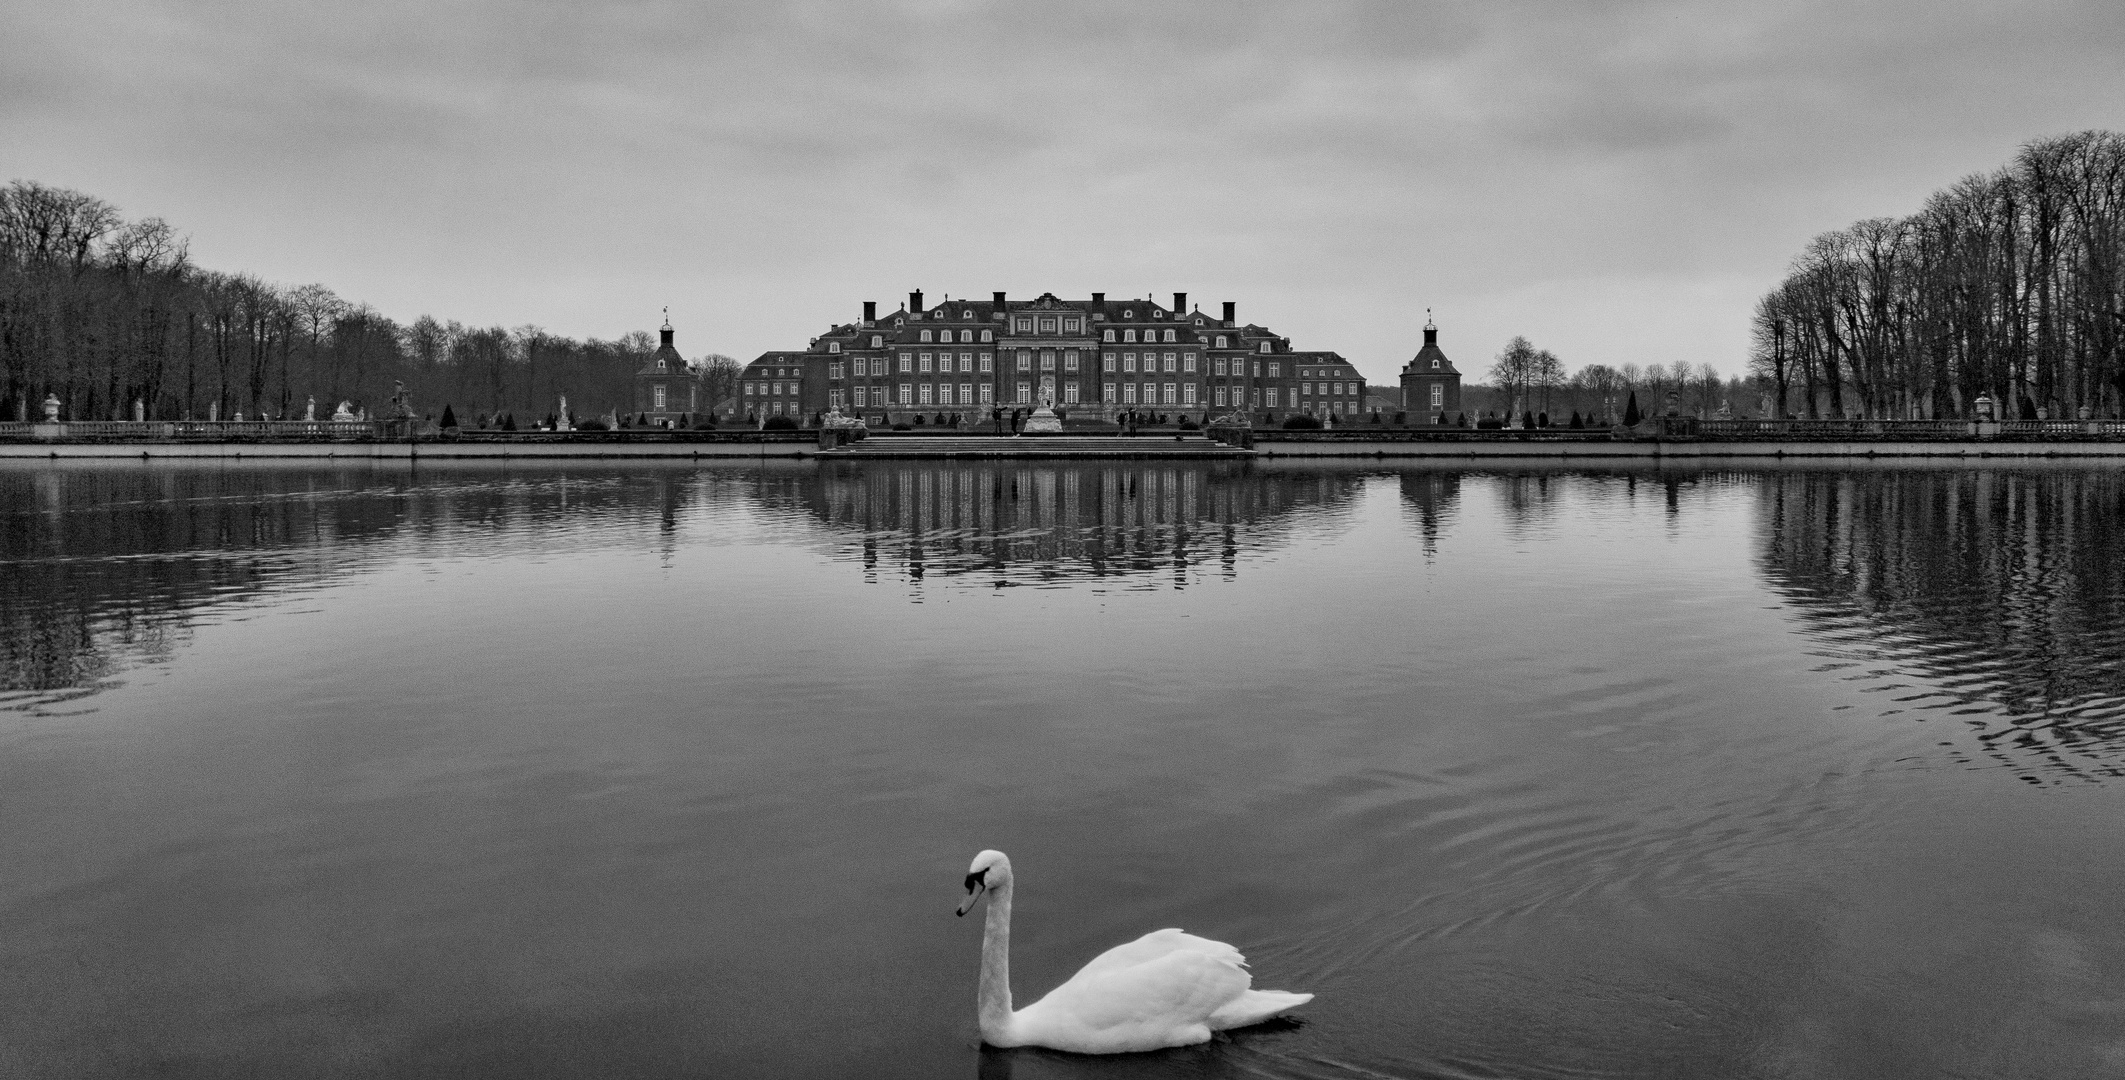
[1400,311,1456,376]
[638,309,685,376]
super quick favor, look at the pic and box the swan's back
[1011,929,1311,1054]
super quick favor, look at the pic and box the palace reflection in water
[763,461,1373,587]
[1754,467,2125,780]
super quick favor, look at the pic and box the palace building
[734,291,1371,426]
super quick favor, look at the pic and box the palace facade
[734,291,1374,426]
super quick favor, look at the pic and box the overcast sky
[6,1,2123,383]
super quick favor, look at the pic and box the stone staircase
[819,433,1251,458]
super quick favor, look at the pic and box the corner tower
[636,309,694,427]
[1398,311,1461,422]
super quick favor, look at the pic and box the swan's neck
[977,879,1015,1041]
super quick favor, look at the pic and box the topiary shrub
[1178,419,1200,430]
[692,419,717,430]
[1622,392,1641,426]
[891,423,912,431]
[763,415,799,430]
[1393,411,1407,426]
[575,417,610,431]
[1281,414,1323,429]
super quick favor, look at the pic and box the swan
[955,849,1313,1054]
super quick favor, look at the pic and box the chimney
[1174,292,1187,317]
[993,291,1005,310]
[1222,301,1236,326]
[1424,309,1438,346]
[863,300,876,326]
[909,289,923,315]
[1091,292,1105,309]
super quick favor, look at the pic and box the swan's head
[956,849,1012,916]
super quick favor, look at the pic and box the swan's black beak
[956,875,986,917]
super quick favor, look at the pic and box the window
[1303,382,1313,397]
[1016,350,1032,372]
[959,383,973,404]
[655,360,665,372]
[1123,309,1134,319]
[920,330,933,343]
[1016,382,1031,403]
[939,330,954,344]
[828,341,840,353]
[899,383,913,404]
[772,401,784,415]
[919,384,933,405]
[1064,318,1080,332]
[1103,329,1115,342]
[872,359,886,376]
[980,384,994,404]
[653,385,666,408]
[1163,330,1176,343]
[1268,363,1280,378]
[1039,350,1056,371]
[770,382,781,396]
[1183,352,1197,373]
[1063,350,1080,372]
[828,362,842,379]
[1040,318,1057,333]
[955,353,968,372]
[1215,335,1227,348]
[1102,353,1115,372]
[1215,386,1227,407]
[1195,317,1204,326]
[1063,382,1080,404]
[1016,318,1032,332]
[1123,352,1137,373]
[1432,358,1440,370]
[1252,361,1261,377]
[1123,384,1138,404]
[980,353,993,373]
[1163,383,1177,404]
[980,329,993,343]
[1267,388,1279,407]
[1431,384,1443,408]
[1163,352,1177,372]
[1259,342,1271,354]
[828,389,843,408]
[1183,383,1197,405]
[1213,358,1226,376]
[919,353,933,373]
[1103,382,1116,401]
[899,353,912,373]
[962,310,973,320]
[871,335,882,348]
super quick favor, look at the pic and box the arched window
[871,335,882,348]
[1215,335,1227,348]
[980,329,993,342]
[1123,329,1137,343]
[828,342,840,353]
[1259,342,1272,354]
[920,330,933,343]
[1103,329,1115,342]
[1163,329,1176,342]
[656,360,665,371]
[1432,358,1440,369]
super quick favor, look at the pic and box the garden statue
[304,396,317,421]
[332,401,357,421]
[43,394,60,422]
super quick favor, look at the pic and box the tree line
[0,180,741,423]
[1752,130,2125,420]
[1474,335,1747,423]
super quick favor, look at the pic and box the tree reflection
[1755,467,2125,781]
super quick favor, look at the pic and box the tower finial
[662,306,671,331]
[1425,307,1435,331]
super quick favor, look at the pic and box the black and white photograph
[5,2,2125,1077]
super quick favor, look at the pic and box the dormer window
[1162,330,1176,342]
[656,360,666,371]
[1123,309,1134,319]
[871,335,882,348]
[1259,342,1271,354]
[980,329,993,342]
[828,342,841,354]
[1215,335,1227,348]
[1195,318,1204,326]
[962,310,973,320]
[1123,329,1137,343]
[1432,358,1440,369]
[1040,318,1057,333]
[920,330,933,343]
[1102,329,1115,342]
[1016,317,1032,332]
[1064,318,1079,333]
[895,318,904,327]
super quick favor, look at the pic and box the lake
[2,459,2122,1079]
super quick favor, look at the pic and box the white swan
[955,849,1313,1054]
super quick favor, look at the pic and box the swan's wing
[1019,946,1251,1050]
[1066,928,1247,983]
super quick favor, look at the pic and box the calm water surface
[2,460,2123,1079]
